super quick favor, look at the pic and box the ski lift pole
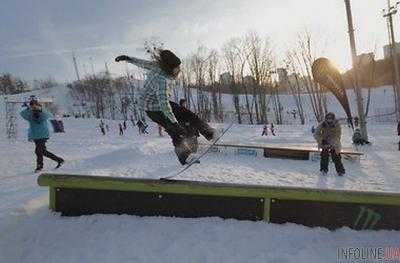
[344,0,369,141]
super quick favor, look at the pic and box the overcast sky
[0,0,397,82]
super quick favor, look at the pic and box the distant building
[219,72,234,85]
[356,53,375,66]
[276,68,288,83]
[383,42,400,59]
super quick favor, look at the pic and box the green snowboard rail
[38,173,400,231]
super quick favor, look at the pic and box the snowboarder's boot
[337,172,345,177]
[320,170,328,176]
[197,122,216,141]
[186,135,199,153]
[175,139,194,165]
[35,166,43,173]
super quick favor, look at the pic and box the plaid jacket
[126,56,177,123]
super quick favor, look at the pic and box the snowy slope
[1,86,399,263]
[1,118,400,263]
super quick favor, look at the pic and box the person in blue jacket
[20,98,64,172]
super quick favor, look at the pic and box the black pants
[320,148,345,174]
[34,139,63,169]
[169,101,213,140]
[146,101,212,146]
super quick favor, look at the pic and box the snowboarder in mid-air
[115,49,216,164]
[20,98,64,173]
[314,112,345,176]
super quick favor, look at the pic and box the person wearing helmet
[314,112,345,176]
[20,98,64,172]
[115,49,215,165]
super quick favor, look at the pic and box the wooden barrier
[201,143,363,161]
[38,173,400,231]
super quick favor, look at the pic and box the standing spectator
[130,115,136,126]
[397,121,400,151]
[136,119,148,134]
[158,124,164,137]
[291,109,297,119]
[20,98,64,172]
[261,124,268,136]
[119,123,124,136]
[314,112,345,176]
[270,123,276,136]
[123,120,127,130]
[99,120,106,135]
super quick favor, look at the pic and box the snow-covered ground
[1,116,399,263]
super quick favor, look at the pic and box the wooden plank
[264,148,310,160]
[201,142,363,156]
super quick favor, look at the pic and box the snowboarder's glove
[115,55,130,62]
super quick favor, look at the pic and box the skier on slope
[20,98,64,173]
[313,112,345,176]
[115,49,216,164]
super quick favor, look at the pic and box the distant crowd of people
[99,116,149,136]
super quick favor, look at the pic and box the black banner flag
[312,57,353,127]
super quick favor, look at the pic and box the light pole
[344,0,368,141]
[383,0,400,121]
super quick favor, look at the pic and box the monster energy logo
[353,206,381,230]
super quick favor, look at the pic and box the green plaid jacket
[127,56,177,123]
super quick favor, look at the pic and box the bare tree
[206,49,223,122]
[222,38,242,123]
[284,56,306,124]
[287,31,326,122]
[245,31,274,124]
[0,74,30,95]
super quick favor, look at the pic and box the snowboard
[160,122,234,181]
